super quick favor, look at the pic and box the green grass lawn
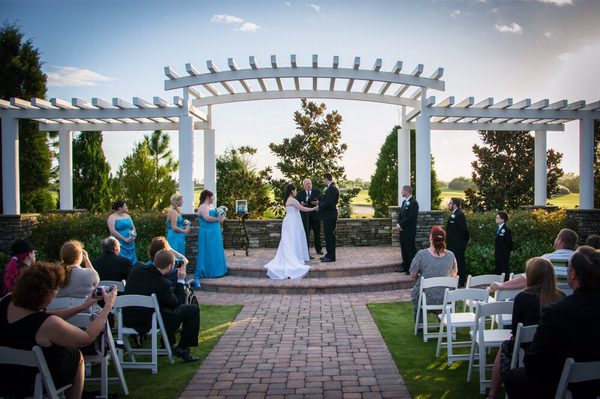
[368,302,489,399]
[100,304,242,399]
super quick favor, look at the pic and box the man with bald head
[296,178,323,257]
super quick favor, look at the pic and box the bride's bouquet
[182,219,191,228]
[216,206,228,216]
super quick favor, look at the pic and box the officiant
[296,178,323,257]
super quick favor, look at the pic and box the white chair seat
[440,312,476,326]
[476,329,512,346]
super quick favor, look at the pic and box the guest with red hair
[2,239,36,295]
[409,225,458,316]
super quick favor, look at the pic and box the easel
[231,213,250,256]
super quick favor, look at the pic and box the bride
[265,183,317,279]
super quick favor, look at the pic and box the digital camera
[174,259,184,268]
[94,285,114,297]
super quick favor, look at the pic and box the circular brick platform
[198,247,414,295]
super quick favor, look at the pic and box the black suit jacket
[123,265,185,334]
[92,252,132,282]
[318,183,339,221]
[296,188,321,210]
[446,209,470,250]
[495,224,514,256]
[397,196,419,234]
[522,288,600,397]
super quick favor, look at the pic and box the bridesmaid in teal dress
[194,190,227,288]
[107,200,138,264]
[166,194,190,255]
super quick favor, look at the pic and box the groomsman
[446,198,470,287]
[315,173,339,262]
[395,185,418,274]
[296,178,323,257]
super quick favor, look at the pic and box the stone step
[227,261,400,278]
[198,272,414,295]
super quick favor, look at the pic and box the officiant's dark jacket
[318,183,340,220]
[296,188,321,216]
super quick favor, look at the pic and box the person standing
[296,178,323,258]
[194,190,227,288]
[315,173,339,262]
[494,211,513,280]
[395,185,419,274]
[166,193,190,256]
[446,198,470,286]
[107,200,138,264]
[2,239,36,295]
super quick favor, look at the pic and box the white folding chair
[436,287,490,364]
[414,276,459,342]
[554,357,600,399]
[68,313,128,396]
[113,293,174,374]
[510,323,538,369]
[98,279,126,292]
[463,274,505,311]
[467,301,514,394]
[0,345,71,399]
[493,288,524,329]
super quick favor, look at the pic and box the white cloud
[544,31,553,39]
[238,22,260,33]
[309,3,320,12]
[489,7,498,13]
[285,1,292,6]
[450,9,461,18]
[46,66,112,87]
[538,0,573,6]
[494,22,523,34]
[558,51,573,61]
[211,14,244,24]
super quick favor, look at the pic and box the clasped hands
[393,223,403,232]
[301,199,320,212]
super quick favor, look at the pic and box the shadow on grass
[368,302,491,399]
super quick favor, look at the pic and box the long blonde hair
[170,193,183,209]
[524,257,564,310]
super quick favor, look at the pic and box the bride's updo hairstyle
[284,183,296,205]
[430,225,447,256]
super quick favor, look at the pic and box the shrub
[448,176,475,191]
[557,185,571,195]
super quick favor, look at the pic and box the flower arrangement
[216,206,228,216]
[183,219,191,228]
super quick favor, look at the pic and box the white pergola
[1,54,598,214]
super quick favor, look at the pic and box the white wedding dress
[264,202,311,279]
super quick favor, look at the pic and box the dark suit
[92,252,132,282]
[505,288,600,398]
[494,224,513,280]
[124,266,199,349]
[296,188,322,252]
[446,209,470,286]
[318,182,340,260]
[397,196,419,271]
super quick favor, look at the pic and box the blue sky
[2,0,599,182]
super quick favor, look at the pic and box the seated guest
[2,239,36,295]
[0,262,116,399]
[132,236,189,285]
[92,237,132,282]
[486,257,565,399]
[586,235,600,250]
[56,240,99,298]
[124,249,200,362]
[505,246,600,399]
[490,228,578,292]
[410,225,458,317]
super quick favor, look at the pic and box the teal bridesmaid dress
[166,214,186,255]
[114,217,137,264]
[195,210,227,279]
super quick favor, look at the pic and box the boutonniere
[451,214,456,219]
[501,229,505,234]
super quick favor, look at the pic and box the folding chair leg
[100,358,109,397]
[436,321,444,357]
[414,301,422,336]
[467,338,477,382]
[106,327,129,395]
[447,327,453,361]
[479,343,486,394]
[151,316,158,374]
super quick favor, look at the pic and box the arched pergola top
[0,96,208,132]
[164,54,445,107]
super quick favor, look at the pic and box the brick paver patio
[182,248,414,398]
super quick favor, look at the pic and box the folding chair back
[113,293,173,374]
[463,274,504,311]
[510,323,538,369]
[436,287,489,364]
[414,276,459,342]
[554,357,600,399]
[0,345,71,399]
[493,288,524,329]
[98,280,126,292]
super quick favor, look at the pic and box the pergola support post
[179,115,195,213]
[204,128,216,201]
[58,130,73,210]
[534,129,547,206]
[398,106,410,205]
[415,90,431,211]
[579,117,594,209]
[1,117,19,215]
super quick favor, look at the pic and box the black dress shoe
[319,256,327,261]
[309,255,315,259]
[316,250,324,255]
[174,347,199,362]
[321,257,335,262]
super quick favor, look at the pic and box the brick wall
[0,214,38,252]
[566,209,600,243]
[388,206,445,250]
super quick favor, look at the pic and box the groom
[315,173,339,262]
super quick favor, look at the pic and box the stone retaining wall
[0,214,38,252]
[566,209,600,243]
[388,207,445,250]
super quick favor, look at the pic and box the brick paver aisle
[181,290,412,399]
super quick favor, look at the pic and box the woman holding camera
[0,262,116,399]
[166,194,190,256]
[194,190,227,288]
[107,199,138,264]
[56,240,99,298]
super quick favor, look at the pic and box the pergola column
[178,115,195,214]
[415,90,431,211]
[1,117,19,214]
[398,106,410,205]
[58,130,73,210]
[579,117,594,209]
[204,128,216,201]
[534,129,547,206]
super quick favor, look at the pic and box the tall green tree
[72,131,112,212]
[369,126,442,217]
[464,130,563,211]
[0,23,54,212]
[114,130,178,211]
[216,146,273,218]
